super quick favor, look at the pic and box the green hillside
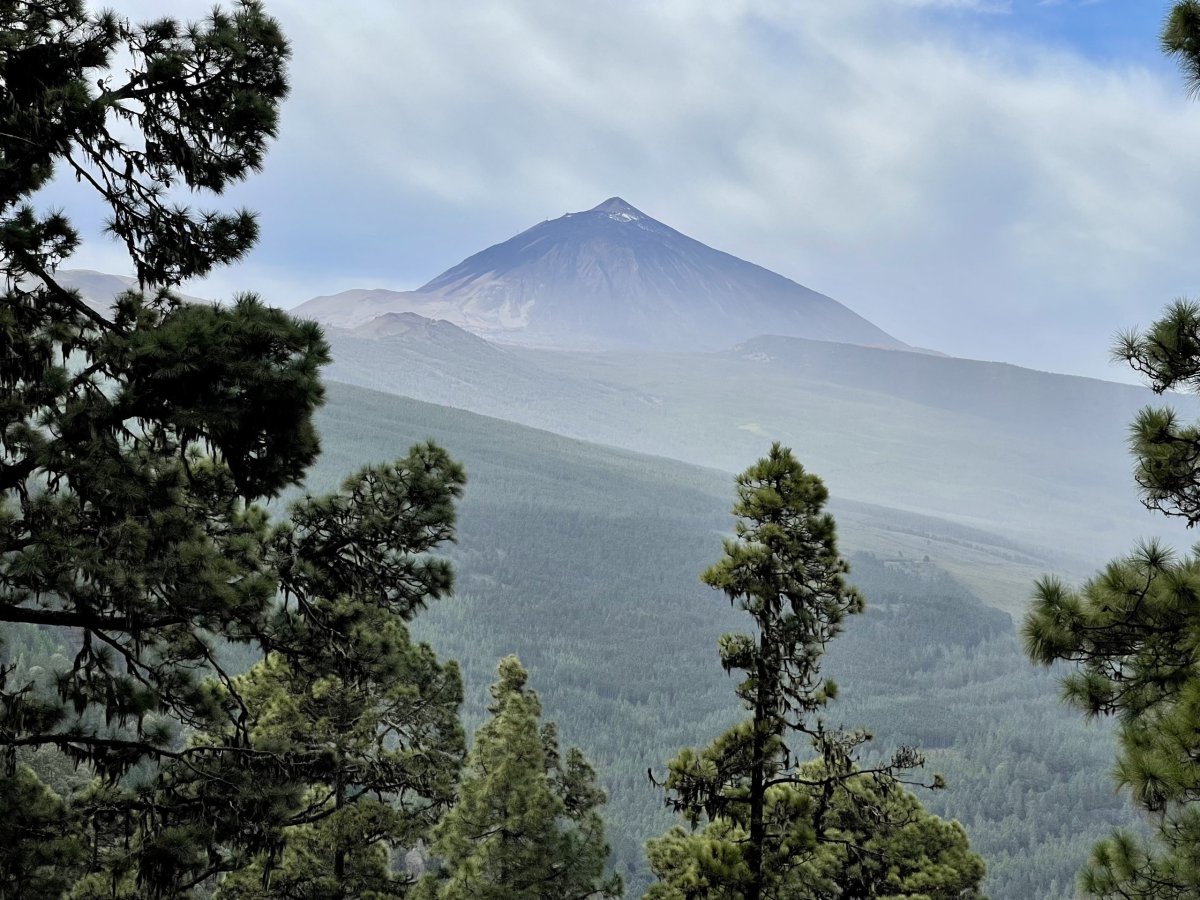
[320,327,1193,570]
[302,380,1137,899]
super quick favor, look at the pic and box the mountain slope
[293,198,906,351]
[515,341,1194,563]
[313,319,1192,577]
[305,381,1133,900]
[51,269,208,309]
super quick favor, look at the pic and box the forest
[6,1,1200,899]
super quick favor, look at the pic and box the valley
[300,381,1138,899]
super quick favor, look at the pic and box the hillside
[314,322,1190,581]
[52,268,208,308]
[302,380,1135,899]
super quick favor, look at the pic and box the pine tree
[417,656,622,900]
[202,447,466,899]
[0,764,85,899]
[2,0,301,779]
[0,3,469,894]
[1022,6,1200,898]
[1163,0,1200,97]
[1025,542,1200,898]
[211,603,463,900]
[648,444,984,900]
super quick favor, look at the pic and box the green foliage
[0,2,471,895]
[1026,258,1200,894]
[0,0,287,285]
[2,438,469,895]
[417,656,621,900]
[1114,299,1200,525]
[1163,0,1200,97]
[0,764,85,898]
[1,0,305,776]
[700,442,863,721]
[645,761,985,900]
[215,812,399,900]
[1018,8,1200,896]
[209,503,468,898]
[649,444,980,899]
[1025,541,1200,898]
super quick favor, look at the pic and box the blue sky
[932,0,1168,63]
[51,0,1200,381]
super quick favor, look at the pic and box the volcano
[294,198,907,352]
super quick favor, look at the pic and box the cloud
[52,0,1200,380]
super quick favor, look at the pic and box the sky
[47,0,1200,381]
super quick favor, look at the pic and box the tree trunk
[334,768,346,886]
[746,638,771,900]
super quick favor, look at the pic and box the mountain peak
[589,196,647,221]
[294,199,908,352]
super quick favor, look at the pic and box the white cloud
[53,0,1200,380]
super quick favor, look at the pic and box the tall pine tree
[0,2,468,894]
[648,444,984,900]
[1,0,303,786]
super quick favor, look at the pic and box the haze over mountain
[53,261,1196,586]
[318,316,1196,587]
[293,198,908,351]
